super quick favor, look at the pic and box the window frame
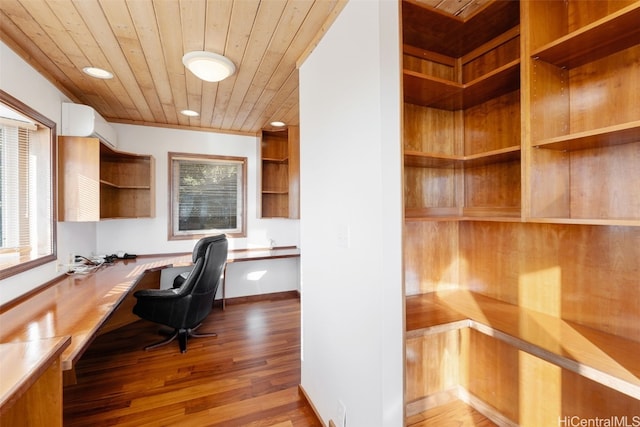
[168,151,247,240]
[0,90,57,280]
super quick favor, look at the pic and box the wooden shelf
[404,151,459,168]
[531,3,640,69]
[526,217,640,227]
[461,207,520,219]
[532,121,640,151]
[403,60,520,110]
[262,157,288,163]
[405,207,461,220]
[405,146,520,169]
[260,127,299,219]
[59,136,155,221]
[100,180,150,190]
[406,291,640,400]
[405,207,521,223]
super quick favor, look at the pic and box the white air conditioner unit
[61,103,118,149]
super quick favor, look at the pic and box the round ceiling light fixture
[182,51,236,82]
[180,109,199,117]
[270,121,286,127]
[82,66,113,79]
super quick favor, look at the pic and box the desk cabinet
[58,136,155,221]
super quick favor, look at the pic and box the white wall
[0,41,96,305]
[99,123,300,297]
[299,1,404,426]
[0,39,300,305]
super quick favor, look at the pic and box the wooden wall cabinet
[260,126,300,219]
[58,136,155,221]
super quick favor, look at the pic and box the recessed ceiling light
[180,109,199,117]
[82,66,113,79]
[182,51,236,82]
[270,121,286,127]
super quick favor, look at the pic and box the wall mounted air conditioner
[61,103,118,149]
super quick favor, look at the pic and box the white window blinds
[169,153,246,238]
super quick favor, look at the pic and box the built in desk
[0,247,300,424]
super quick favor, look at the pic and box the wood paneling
[402,0,519,58]
[404,221,459,295]
[459,222,640,339]
[0,0,347,135]
[406,330,461,403]
[404,1,640,425]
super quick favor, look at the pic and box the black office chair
[132,234,228,353]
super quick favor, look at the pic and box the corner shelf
[260,127,299,219]
[405,146,520,168]
[531,3,640,69]
[262,156,289,163]
[406,291,640,400]
[403,59,520,110]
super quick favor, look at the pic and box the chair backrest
[180,234,228,327]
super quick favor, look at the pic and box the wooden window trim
[0,90,57,279]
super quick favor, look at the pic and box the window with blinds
[0,90,55,279]
[169,152,247,239]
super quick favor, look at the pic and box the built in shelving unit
[402,0,640,425]
[402,0,522,223]
[260,126,300,219]
[58,136,155,221]
[525,1,640,226]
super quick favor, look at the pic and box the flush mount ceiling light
[82,66,113,79]
[182,51,236,82]
[270,121,286,127]
[180,109,199,117]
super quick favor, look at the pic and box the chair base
[144,323,217,353]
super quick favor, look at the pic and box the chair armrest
[134,288,181,299]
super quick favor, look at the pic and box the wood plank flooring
[64,291,498,426]
[63,293,322,427]
[407,400,497,427]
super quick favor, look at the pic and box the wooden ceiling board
[413,0,491,19]
[49,0,141,120]
[220,0,287,130]
[126,0,177,124]
[0,0,345,136]
[0,3,81,102]
[230,0,312,131]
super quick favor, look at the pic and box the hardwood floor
[63,293,322,427]
[407,400,497,427]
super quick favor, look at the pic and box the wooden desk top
[0,247,300,372]
[406,290,640,399]
[0,336,70,411]
[0,254,192,370]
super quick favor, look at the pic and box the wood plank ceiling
[0,0,345,136]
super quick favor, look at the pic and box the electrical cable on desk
[66,255,106,275]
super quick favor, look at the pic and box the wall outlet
[336,400,347,427]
